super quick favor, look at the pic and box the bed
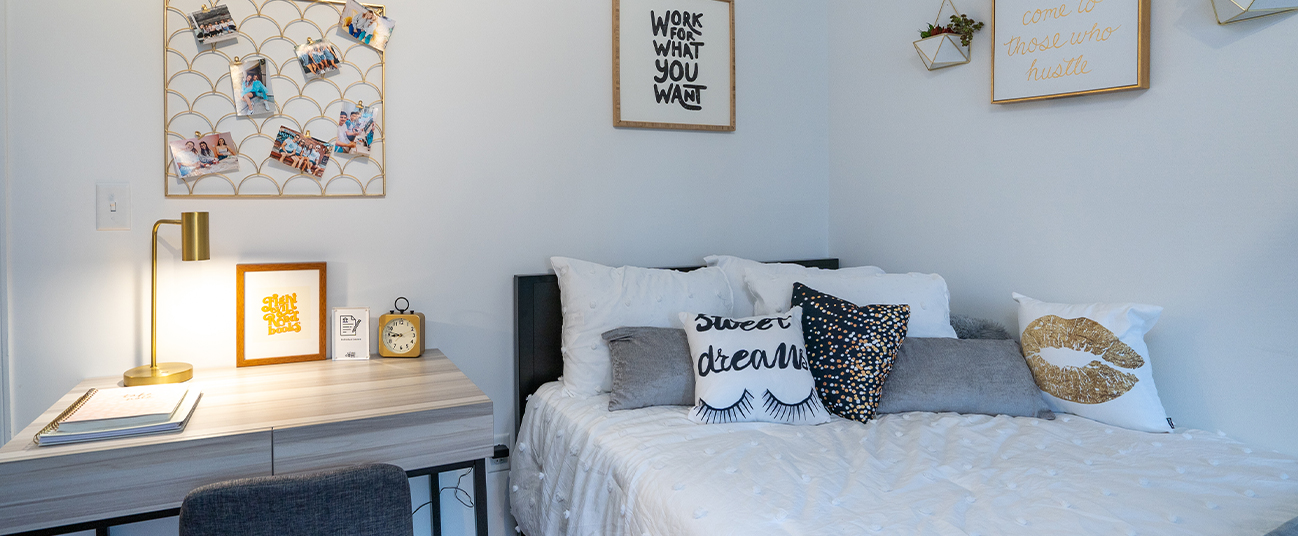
[510,260,1298,535]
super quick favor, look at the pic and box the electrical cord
[411,469,475,516]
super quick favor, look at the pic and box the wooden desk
[0,351,493,535]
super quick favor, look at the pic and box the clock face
[382,317,419,354]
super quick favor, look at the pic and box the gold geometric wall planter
[914,33,970,71]
[1212,0,1298,24]
[914,0,970,71]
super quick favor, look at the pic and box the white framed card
[332,307,371,361]
[992,0,1150,104]
[614,0,735,131]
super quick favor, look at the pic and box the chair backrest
[179,463,413,536]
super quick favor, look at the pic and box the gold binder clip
[306,37,314,45]
[232,56,243,65]
[356,100,364,108]
[304,130,312,138]
[195,131,203,139]
[201,4,210,12]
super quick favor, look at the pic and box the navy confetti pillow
[792,283,910,423]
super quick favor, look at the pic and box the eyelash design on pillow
[694,390,754,424]
[762,390,821,423]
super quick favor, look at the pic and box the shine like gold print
[1020,315,1142,404]
[261,293,302,336]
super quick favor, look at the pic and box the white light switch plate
[96,183,131,231]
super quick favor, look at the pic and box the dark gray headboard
[513,258,839,432]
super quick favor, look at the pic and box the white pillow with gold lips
[1012,293,1173,433]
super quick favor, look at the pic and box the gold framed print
[992,0,1150,104]
[236,262,327,367]
[613,0,735,131]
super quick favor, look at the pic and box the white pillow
[1012,293,1172,433]
[704,255,884,317]
[745,270,958,339]
[551,257,733,396]
[679,307,831,425]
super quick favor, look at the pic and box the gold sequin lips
[1021,315,1143,404]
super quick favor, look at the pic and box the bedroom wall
[828,2,1297,455]
[0,0,9,447]
[2,0,830,533]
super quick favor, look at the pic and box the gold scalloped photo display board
[165,0,386,197]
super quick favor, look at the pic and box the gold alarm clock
[378,297,425,358]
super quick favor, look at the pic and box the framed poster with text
[614,0,735,131]
[236,263,327,367]
[992,0,1150,104]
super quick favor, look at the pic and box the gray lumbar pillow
[950,314,1014,340]
[877,338,1054,419]
[602,327,695,411]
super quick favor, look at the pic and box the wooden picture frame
[236,263,327,367]
[613,0,736,131]
[991,0,1151,104]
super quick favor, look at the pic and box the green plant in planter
[919,14,985,47]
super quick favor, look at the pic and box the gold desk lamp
[124,212,209,386]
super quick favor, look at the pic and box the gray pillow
[877,338,1054,419]
[602,327,695,411]
[950,315,1014,340]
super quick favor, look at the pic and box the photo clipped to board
[270,126,333,179]
[296,39,342,79]
[333,101,376,157]
[191,5,237,45]
[169,132,239,180]
[231,58,275,116]
[340,0,396,52]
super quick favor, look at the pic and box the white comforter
[511,382,1298,536]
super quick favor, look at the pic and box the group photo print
[270,126,333,179]
[296,39,343,79]
[191,5,237,45]
[231,58,276,116]
[169,132,239,180]
[340,0,396,52]
[334,101,376,157]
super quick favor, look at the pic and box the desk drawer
[0,431,272,534]
[271,401,494,474]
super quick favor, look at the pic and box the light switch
[96,183,131,231]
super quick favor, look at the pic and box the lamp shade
[181,212,210,262]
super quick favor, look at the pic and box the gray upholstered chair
[179,463,413,536]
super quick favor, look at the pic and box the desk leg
[473,458,488,536]
[429,471,442,536]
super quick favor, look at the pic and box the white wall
[828,2,1298,455]
[0,0,9,445]
[4,0,829,533]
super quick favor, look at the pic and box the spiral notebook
[56,384,189,433]
[35,387,203,446]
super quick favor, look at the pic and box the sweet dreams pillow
[1013,293,1172,433]
[679,307,831,425]
[552,257,733,396]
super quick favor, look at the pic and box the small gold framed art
[236,263,328,367]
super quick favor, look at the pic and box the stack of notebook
[35,384,202,446]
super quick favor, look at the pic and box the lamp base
[123,362,194,386]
